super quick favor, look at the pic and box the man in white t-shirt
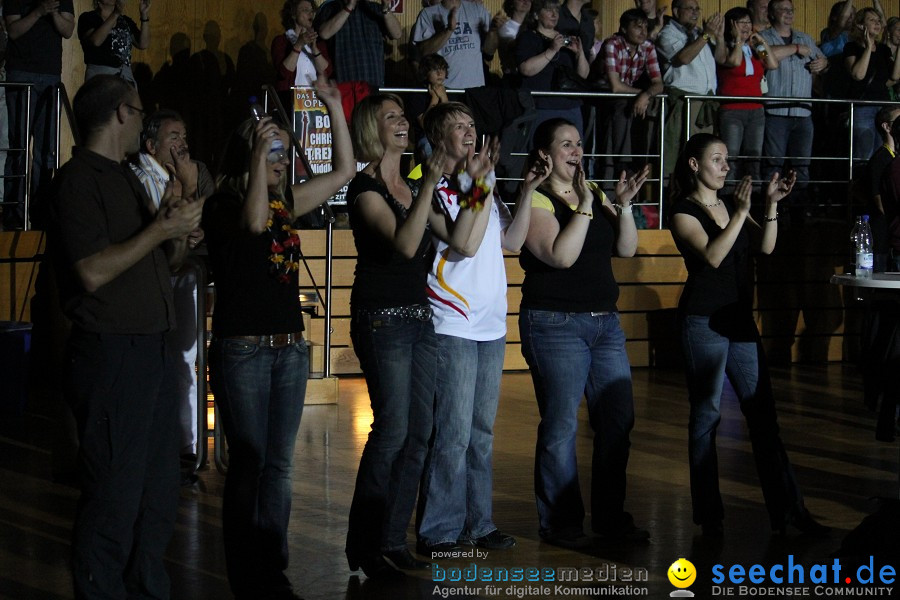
[411,0,501,89]
[413,102,535,554]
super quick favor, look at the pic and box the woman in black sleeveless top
[343,93,443,577]
[668,133,829,538]
[518,118,650,549]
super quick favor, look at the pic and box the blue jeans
[519,310,635,537]
[680,313,805,528]
[417,334,506,546]
[4,70,60,228]
[719,107,765,187]
[347,310,437,555]
[209,337,309,598]
[763,115,813,200]
[852,104,881,161]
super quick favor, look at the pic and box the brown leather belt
[223,331,304,348]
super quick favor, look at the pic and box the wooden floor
[1,365,898,600]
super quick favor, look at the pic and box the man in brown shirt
[49,74,202,600]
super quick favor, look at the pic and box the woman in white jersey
[414,102,549,554]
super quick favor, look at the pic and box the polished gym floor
[1,366,897,599]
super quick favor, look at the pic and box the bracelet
[795,43,800,55]
[141,17,150,22]
[765,214,778,222]
[574,209,593,218]
[613,202,632,215]
[309,51,321,57]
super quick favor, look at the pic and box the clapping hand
[464,135,500,181]
[765,169,796,204]
[734,175,753,216]
[614,164,651,207]
[140,0,151,20]
[523,154,552,191]
[703,13,723,38]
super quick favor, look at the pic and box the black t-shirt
[346,172,431,310]
[670,198,752,317]
[5,0,74,74]
[519,188,619,313]
[203,192,305,337]
[516,29,581,110]
[842,42,894,101]
[49,148,174,334]
[78,11,140,68]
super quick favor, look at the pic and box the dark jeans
[347,310,437,556]
[680,313,805,528]
[519,310,635,537]
[4,70,60,229]
[67,330,179,600]
[763,115,813,216]
[209,337,309,598]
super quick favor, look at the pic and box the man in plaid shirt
[594,8,663,189]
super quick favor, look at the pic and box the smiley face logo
[668,558,696,588]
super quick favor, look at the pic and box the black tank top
[519,189,619,313]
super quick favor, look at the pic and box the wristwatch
[701,32,711,42]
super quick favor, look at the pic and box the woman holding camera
[516,0,589,135]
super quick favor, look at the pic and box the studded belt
[366,305,433,322]
[223,331,304,348]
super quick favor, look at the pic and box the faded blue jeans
[719,107,765,188]
[347,310,437,556]
[519,310,635,538]
[209,337,309,598]
[680,313,805,528]
[417,334,506,546]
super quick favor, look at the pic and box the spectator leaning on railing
[593,8,663,187]
[760,0,827,223]
[656,0,725,177]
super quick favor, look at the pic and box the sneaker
[460,529,517,550]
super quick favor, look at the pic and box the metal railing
[0,81,77,231]
[382,86,893,228]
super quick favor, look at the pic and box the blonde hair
[850,7,882,45]
[351,93,405,163]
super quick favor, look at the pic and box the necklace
[691,195,722,209]
[553,188,574,195]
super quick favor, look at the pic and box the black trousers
[66,330,180,600]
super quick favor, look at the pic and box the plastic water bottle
[249,96,287,162]
[852,215,874,279]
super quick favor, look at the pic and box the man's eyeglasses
[678,6,701,12]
